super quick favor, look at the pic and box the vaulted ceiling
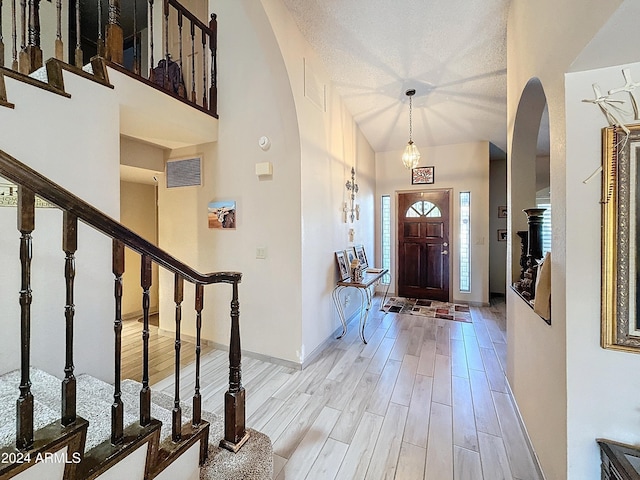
[281,0,512,154]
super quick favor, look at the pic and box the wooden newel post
[16,186,35,450]
[220,280,249,453]
[105,0,123,64]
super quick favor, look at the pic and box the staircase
[0,148,274,479]
[0,368,273,479]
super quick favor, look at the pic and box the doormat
[382,297,471,323]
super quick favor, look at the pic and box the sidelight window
[381,195,391,284]
[460,192,471,292]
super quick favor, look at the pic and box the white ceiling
[281,0,512,154]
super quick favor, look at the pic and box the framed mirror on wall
[602,124,640,352]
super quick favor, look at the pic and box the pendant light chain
[409,93,413,143]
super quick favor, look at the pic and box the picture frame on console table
[601,124,640,353]
[354,244,368,268]
[335,250,350,281]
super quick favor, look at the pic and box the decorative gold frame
[602,125,640,352]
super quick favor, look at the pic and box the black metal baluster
[201,27,206,108]
[209,14,217,116]
[1,0,4,67]
[140,254,152,426]
[11,0,17,69]
[18,0,25,71]
[163,0,168,89]
[177,9,183,97]
[97,0,103,56]
[190,20,195,103]
[132,0,138,74]
[16,186,34,451]
[193,283,203,427]
[74,0,81,66]
[61,212,77,427]
[148,0,154,80]
[54,0,62,60]
[172,274,183,442]
[111,240,124,444]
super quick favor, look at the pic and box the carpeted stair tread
[0,369,60,449]
[77,374,173,447]
[28,66,48,83]
[121,380,272,480]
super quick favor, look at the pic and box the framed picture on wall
[411,166,435,185]
[498,205,508,218]
[497,229,507,241]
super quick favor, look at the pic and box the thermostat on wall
[258,136,271,151]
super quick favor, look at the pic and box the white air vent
[166,157,202,188]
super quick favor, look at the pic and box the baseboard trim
[158,303,364,371]
[505,380,548,480]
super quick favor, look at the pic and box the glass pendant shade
[402,141,421,169]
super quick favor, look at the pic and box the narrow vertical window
[381,195,391,284]
[536,200,552,256]
[460,192,471,292]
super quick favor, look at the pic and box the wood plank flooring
[149,296,543,480]
[121,316,214,386]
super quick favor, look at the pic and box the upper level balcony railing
[0,0,217,117]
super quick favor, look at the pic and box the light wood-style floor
[146,297,543,480]
[121,316,214,386]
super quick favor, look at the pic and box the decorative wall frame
[411,166,435,185]
[498,205,508,218]
[208,200,236,229]
[497,229,507,241]
[602,124,640,352]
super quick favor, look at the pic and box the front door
[397,190,451,301]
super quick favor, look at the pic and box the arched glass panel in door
[405,200,442,218]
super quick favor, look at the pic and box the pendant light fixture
[402,88,421,169]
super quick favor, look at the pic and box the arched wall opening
[509,78,550,285]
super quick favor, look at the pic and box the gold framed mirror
[602,124,640,352]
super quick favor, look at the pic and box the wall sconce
[344,167,359,223]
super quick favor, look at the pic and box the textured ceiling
[281,0,511,153]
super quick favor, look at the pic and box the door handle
[441,250,449,255]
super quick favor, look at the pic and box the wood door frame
[395,188,454,301]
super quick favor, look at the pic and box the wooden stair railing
[1,0,218,116]
[0,148,248,459]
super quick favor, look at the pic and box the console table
[597,438,640,480]
[332,269,390,344]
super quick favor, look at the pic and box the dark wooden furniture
[598,438,640,480]
[332,269,390,344]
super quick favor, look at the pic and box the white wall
[489,159,507,294]
[375,142,490,306]
[261,0,376,361]
[506,1,624,478]
[120,180,159,318]
[565,61,640,480]
[0,69,120,383]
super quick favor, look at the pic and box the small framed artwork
[497,229,507,241]
[335,250,350,280]
[411,166,435,185]
[498,205,508,218]
[345,247,357,267]
[354,244,368,268]
[208,200,237,229]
